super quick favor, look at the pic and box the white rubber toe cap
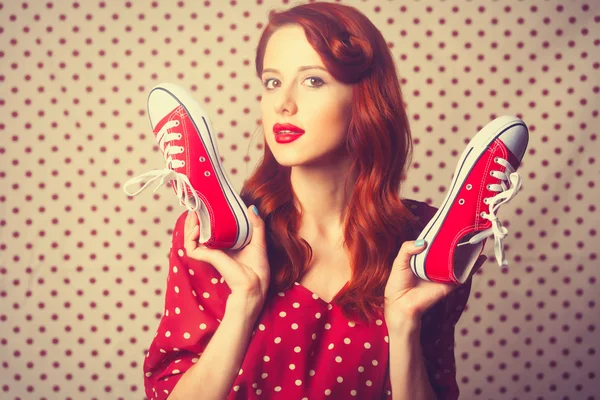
[498,117,529,162]
[147,84,181,129]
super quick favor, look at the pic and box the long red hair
[240,2,421,325]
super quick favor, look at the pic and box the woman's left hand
[383,240,487,326]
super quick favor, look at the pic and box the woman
[143,2,484,399]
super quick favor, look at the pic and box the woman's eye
[263,78,278,89]
[262,77,325,90]
[305,77,325,88]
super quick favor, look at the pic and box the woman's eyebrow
[262,65,328,75]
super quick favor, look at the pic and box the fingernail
[415,239,425,247]
[252,205,259,216]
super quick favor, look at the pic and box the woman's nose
[275,87,297,115]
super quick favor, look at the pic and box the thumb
[393,240,427,271]
[248,205,266,250]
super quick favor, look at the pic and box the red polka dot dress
[143,199,472,400]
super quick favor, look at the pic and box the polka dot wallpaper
[0,0,598,399]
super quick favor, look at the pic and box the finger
[184,211,190,236]
[189,221,200,242]
[184,210,195,237]
[184,211,189,235]
[187,209,197,227]
[187,246,258,291]
[418,279,457,300]
[185,226,198,255]
[184,217,200,254]
[184,211,232,267]
[392,240,427,270]
[186,211,199,239]
[247,205,266,252]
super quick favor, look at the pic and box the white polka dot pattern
[0,1,597,399]
[139,203,469,399]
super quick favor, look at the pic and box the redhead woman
[143,2,485,399]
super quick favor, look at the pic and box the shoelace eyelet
[458,198,465,205]
[199,156,206,162]
[204,171,211,177]
[466,184,472,190]
[480,212,486,218]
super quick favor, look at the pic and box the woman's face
[260,24,354,167]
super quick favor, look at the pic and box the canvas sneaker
[410,115,529,284]
[123,83,253,250]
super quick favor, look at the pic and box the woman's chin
[272,155,306,167]
[269,144,341,168]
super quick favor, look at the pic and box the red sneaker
[410,115,529,284]
[123,83,253,250]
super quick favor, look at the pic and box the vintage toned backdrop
[1,0,598,399]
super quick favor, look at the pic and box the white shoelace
[456,157,523,267]
[122,119,201,212]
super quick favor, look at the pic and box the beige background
[1,0,598,399]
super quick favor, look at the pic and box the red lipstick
[274,122,304,144]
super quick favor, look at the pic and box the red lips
[273,122,305,134]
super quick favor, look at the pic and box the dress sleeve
[381,199,472,400]
[413,199,472,399]
[142,211,230,400]
[420,276,472,400]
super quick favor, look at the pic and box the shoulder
[401,197,439,214]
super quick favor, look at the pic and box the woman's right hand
[183,205,270,312]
